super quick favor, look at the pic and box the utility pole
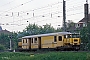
[8,35,12,50]
[63,0,66,32]
[10,38,12,50]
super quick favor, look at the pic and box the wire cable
[0,0,15,7]
[0,0,34,15]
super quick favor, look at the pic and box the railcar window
[23,39,24,43]
[31,38,33,43]
[64,35,66,38]
[26,39,27,43]
[34,38,37,43]
[58,36,62,41]
[54,36,57,42]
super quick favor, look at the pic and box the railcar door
[29,38,31,49]
[57,36,63,47]
[38,37,41,49]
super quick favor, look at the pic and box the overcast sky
[0,0,90,32]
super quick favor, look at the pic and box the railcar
[18,32,81,51]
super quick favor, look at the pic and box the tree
[56,28,62,32]
[66,20,76,32]
[41,24,55,34]
[0,32,18,50]
[11,32,18,49]
[80,23,90,50]
[0,33,10,49]
[24,23,41,35]
[18,23,56,38]
[80,27,88,50]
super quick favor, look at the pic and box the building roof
[0,26,2,31]
[79,14,90,23]
[0,30,11,35]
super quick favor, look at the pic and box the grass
[0,51,89,60]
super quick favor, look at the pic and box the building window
[54,36,57,42]
[34,38,37,43]
[77,24,80,27]
[83,23,86,27]
[58,36,62,41]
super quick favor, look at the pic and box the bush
[0,44,5,50]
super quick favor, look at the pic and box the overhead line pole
[63,0,66,32]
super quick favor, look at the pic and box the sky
[0,0,90,32]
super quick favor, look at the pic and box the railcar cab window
[67,34,72,38]
[64,35,71,38]
[72,34,80,38]
[58,36,62,41]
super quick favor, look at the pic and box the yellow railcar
[18,32,81,51]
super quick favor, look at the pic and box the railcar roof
[22,32,71,38]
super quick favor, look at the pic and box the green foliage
[66,20,75,30]
[18,23,62,38]
[56,28,62,32]
[80,23,90,50]
[0,33,10,49]
[11,32,18,49]
[80,27,88,43]
[0,44,5,50]
[41,24,55,34]
[0,32,18,50]
[0,52,89,60]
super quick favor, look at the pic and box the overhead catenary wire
[0,0,63,23]
[1,0,88,32]
[0,0,15,7]
[0,10,63,25]
[0,0,34,15]
[1,15,63,32]
[67,12,83,17]
[21,1,62,13]
[0,0,84,17]
[7,1,62,14]
[0,2,84,20]
[1,1,62,13]
[66,5,83,12]
[2,16,62,28]
[0,8,84,26]
[0,1,62,17]
[1,11,83,26]
[2,11,62,24]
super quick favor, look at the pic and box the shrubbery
[0,44,5,50]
